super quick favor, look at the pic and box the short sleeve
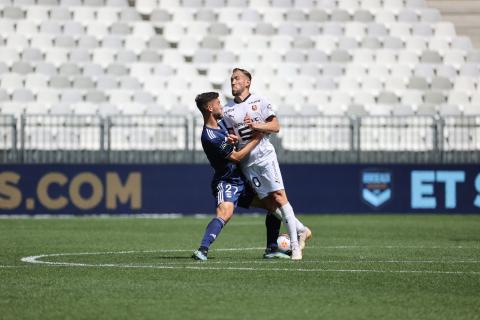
[260,97,276,120]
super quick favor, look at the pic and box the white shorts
[241,158,285,200]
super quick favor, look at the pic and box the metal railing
[0,114,479,164]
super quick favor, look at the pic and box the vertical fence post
[19,114,25,164]
[105,117,111,164]
[435,115,444,163]
[11,115,17,163]
[352,116,361,163]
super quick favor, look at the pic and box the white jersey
[223,94,277,167]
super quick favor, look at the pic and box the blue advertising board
[0,164,479,214]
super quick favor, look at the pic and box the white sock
[279,203,299,248]
[295,218,306,233]
[274,208,306,234]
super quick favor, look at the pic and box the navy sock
[265,213,281,249]
[200,217,225,249]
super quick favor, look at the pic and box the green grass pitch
[1,215,479,320]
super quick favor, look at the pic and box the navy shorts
[213,180,254,209]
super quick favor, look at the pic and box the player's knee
[216,202,234,222]
[261,197,277,212]
[271,191,288,207]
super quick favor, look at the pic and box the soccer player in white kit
[223,68,312,260]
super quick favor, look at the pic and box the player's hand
[251,131,263,141]
[244,113,254,129]
[227,134,239,145]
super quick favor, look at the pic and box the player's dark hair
[232,68,252,81]
[195,92,219,114]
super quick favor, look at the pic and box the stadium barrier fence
[0,114,478,164]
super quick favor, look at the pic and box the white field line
[16,260,480,275]
[20,247,480,275]
[0,265,27,268]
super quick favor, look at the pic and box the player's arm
[244,115,280,133]
[227,132,262,162]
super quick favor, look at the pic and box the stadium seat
[383,37,404,50]
[416,103,436,115]
[447,91,470,108]
[106,63,129,76]
[466,51,480,63]
[362,77,382,93]
[398,9,418,22]
[22,48,44,63]
[390,64,412,79]
[331,9,350,22]
[398,51,420,65]
[97,103,119,116]
[443,50,465,67]
[406,37,428,51]
[116,49,138,63]
[430,76,453,90]
[401,90,423,109]
[438,104,462,116]
[308,9,328,22]
[393,104,415,116]
[423,91,446,105]
[323,23,344,36]
[110,22,131,35]
[347,104,368,117]
[377,91,399,105]
[82,63,104,77]
[412,23,434,37]
[34,62,57,76]
[58,63,81,76]
[414,64,435,79]
[73,102,98,115]
[11,61,33,75]
[434,22,456,39]
[436,65,457,78]
[408,76,429,90]
[102,35,124,49]
[148,35,170,50]
[36,90,60,105]
[132,91,155,104]
[12,88,35,102]
[25,73,49,92]
[353,91,375,106]
[73,76,95,89]
[368,104,393,116]
[60,90,83,104]
[451,36,473,51]
[108,90,132,104]
[428,38,450,52]
[454,77,477,92]
[384,77,407,92]
[120,8,142,21]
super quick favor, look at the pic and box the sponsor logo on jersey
[249,99,261,104]
[251,104,257,111]
[361,170,392,208]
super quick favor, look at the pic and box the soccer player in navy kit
[192,92,266,261]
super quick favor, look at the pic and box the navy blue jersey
[201,120,244,187]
